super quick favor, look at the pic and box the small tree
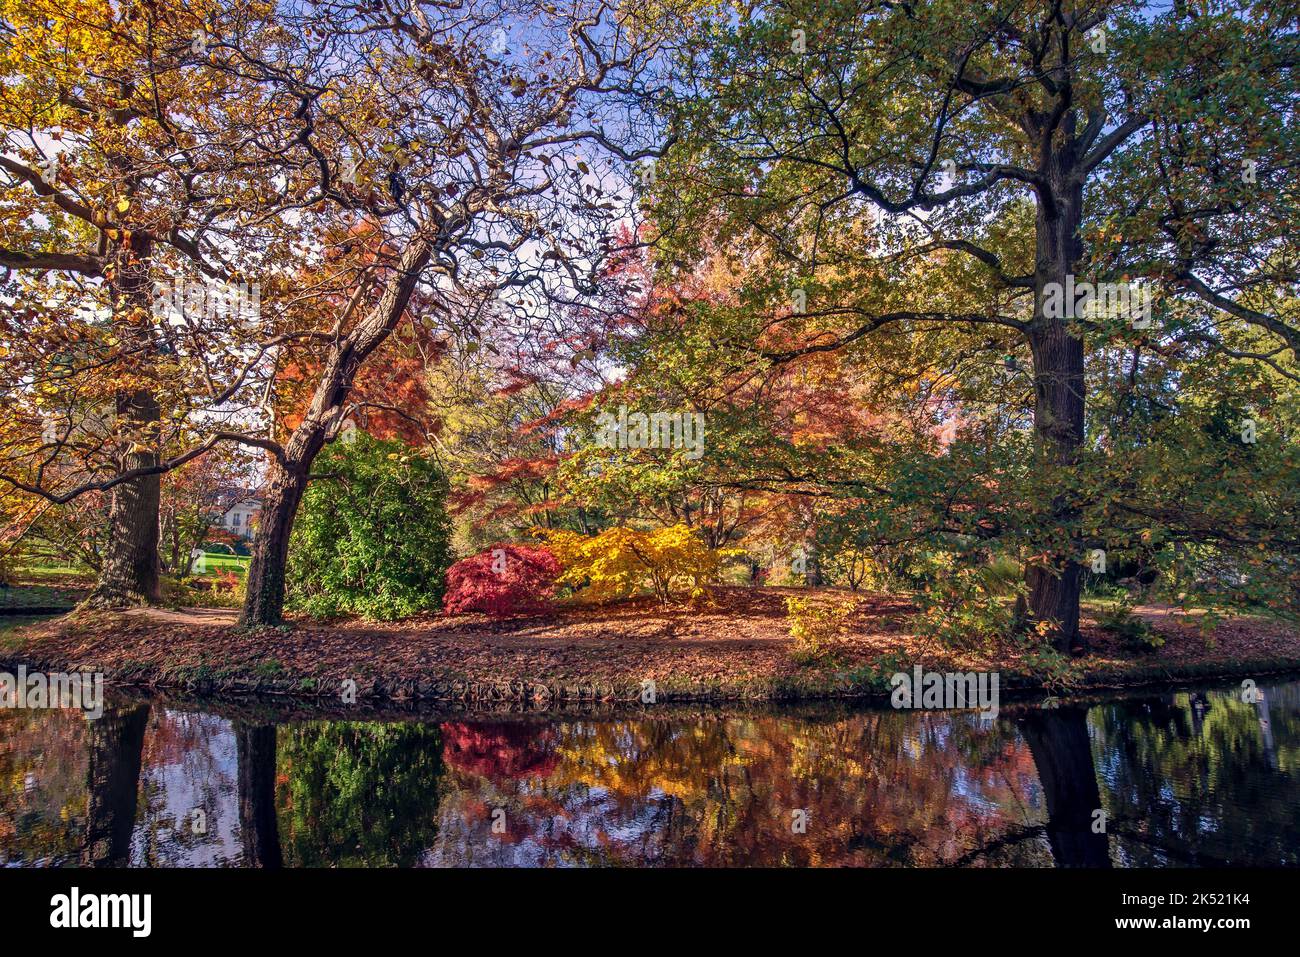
[287,434,451,621]
[785,593,862,662]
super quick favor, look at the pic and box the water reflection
[84,705,149,867]
[1017,707,1109,867]
[277,722,443,867]
[1,681,1296,867]
[236,724,281,868]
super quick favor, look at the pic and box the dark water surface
[2,679,1297,867]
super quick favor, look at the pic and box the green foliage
[844,650,911,693]
[911,550,1024,650]
[624,0,1300,643]
[1097,600,1165,654]
[288,434,452,621]
[818,538,908,593]
[980,555,1025,598]
[277,721,444,867]
[1013,640,1081,695]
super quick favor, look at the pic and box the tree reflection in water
[0,681,1295,867]
[275,721,444,867]
[236,723,282,868]
[83,705,150,867]
[1017,707,1109,868]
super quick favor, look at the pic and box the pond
[1,678,1296,867]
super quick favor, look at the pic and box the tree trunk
[1026,129,1088,653]
[239,456,312,628]
[1019,707,1110,868]
[802,513,823,586]
[238,236,433,628]
[86,388,163,606]
[86,235,162,608]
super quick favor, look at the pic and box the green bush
[287,434,452,620]
[910,550,1023,649]
[1097,600,1165,653]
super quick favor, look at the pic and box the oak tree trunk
[87,388,163,606]
[1026,128,1088,653]
[82,704,151,867]
[86,236,162,608]
[1019,707,1110,867]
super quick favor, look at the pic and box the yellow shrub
[785,594,861,657]
[535,524,736,603]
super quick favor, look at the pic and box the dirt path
[127,606,238,625]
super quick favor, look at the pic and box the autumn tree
[0,0,304,604]
[3,0,666,628]
[555,231,919,574]
[430,313,615,546]
[218,0,664,626]
[647,0,1299,648]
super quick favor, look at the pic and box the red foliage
[203,527,241,548]
[442,544,561,617]
[209,569,242,594]
[441,722,559,782]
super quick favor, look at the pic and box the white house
[218,498,262,539]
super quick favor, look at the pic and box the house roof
[203,484,265,512]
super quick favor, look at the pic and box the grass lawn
[193,552,251,575]
[0,583,80,611]
[13,564,90,580]
[17,554,249,579]
[2,569,92,612]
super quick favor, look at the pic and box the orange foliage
[275,326,440,444]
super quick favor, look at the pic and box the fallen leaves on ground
[5,586,1298,700]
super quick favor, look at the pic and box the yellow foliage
[535,524,737,603]
[785,594,861,658]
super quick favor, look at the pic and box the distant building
[202,485,262,541]
[219,498,262,539]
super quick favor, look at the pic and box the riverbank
[3,586,1298,707]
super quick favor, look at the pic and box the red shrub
[442,544,561,617]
